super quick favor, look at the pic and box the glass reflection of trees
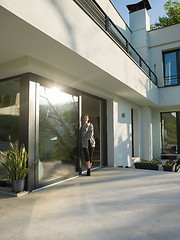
[0,80,20,181]
[39,87,78,166]
[162,112,177,153]
[0,93,19,141]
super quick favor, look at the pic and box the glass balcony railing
[73,0,157,85]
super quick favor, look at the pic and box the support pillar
[141,107,153,160]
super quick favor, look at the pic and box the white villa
[0,0,180,191]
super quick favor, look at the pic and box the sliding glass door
[0,79,20,181]
[80,95,101,171]
[0,73,107,190]
[161,112,179,154]
[38,86,79,184]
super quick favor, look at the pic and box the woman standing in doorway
[81,114,95,176]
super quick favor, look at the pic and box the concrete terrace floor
[0,167,180,240]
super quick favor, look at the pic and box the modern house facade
[0,0,180,191]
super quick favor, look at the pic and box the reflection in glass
[0,79,20,180]
[161,112,177,153]
[164,52,177,85]
[39,86,79,183]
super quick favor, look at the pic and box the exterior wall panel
[113,98,133,167]
[0,1,158,106]
[0,0,179,182]
[149,24,180,87]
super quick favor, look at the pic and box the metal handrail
[165,75,179,86]
[73,0,157,85]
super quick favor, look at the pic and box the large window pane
[161,112,177,153]
[164,52,177,85]
[38,86,79,183]
[0,79,20,180]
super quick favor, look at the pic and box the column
[141,106,153,160]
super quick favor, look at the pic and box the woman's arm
[86,124,94,138]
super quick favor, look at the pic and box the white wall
[0,1,159,106]
[113,98,133,167]
[141,107,153,160]
[108,96,162,166]
[132,108,140,157]
[152,110,161,158]
[149,23,180,87]
[129,8,150,64]
[112,97,150,166]
[1,0,176,167]
[129,8,150,32]
[96,0,132,42]
[148,24,180,159]
[107,99,115,167]
[159,86,180,107]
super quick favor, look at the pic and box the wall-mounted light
[122,113,125,118]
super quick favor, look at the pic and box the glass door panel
[38,86,79,183]
[161,112,177,153]
[0,79,20,180]
[81,95,101,171]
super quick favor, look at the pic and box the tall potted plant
[0,139,37,193]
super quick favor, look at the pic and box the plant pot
[163,165,174,172]
[0,181,6,187]
[12,179,25,193]
[134,163,159,170]
[134,163,146,169]
[146,163,159,170]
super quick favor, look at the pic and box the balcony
[73,0,157,85]
[0,1,159,106]
[165,75,180,86]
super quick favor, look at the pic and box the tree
[150,0,180,30]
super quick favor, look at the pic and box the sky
[111,0,168,25]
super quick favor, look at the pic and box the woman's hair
[81,114,89,121]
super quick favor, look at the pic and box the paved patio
[0,167,180,240]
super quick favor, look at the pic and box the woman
[81,114,95,176]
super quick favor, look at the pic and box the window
[161,112,180,154]
[163,49,180,86]
[38,85,79,184]
[0,79,20,180]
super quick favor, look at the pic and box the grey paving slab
[0,167,180,240]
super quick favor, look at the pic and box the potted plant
[0,138,37,193]
[134,159,148,169]
[163,159,176,172]
[134,159,160,170]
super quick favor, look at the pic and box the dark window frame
[131,109,134,157]
[163,49,180,86]
[0,73,107,191]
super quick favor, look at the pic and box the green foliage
[0,115,19,141]
[0,94,16,108]
[151,0,180,30]
[137,159,161,164]
[151,159,161,164]
[39,93,78,163]
[164,159,174,166]
[0,138,37,180]
[165,120,177,145]
[141,159,149,163]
